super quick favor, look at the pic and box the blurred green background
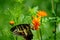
[0,0,60,40]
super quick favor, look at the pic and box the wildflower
[37,11,47,17]
[9,20,14,25]
[32,17,40,30]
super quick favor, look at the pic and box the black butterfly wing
[10,24,33,40]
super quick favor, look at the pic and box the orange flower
[37,11,47,17]
[9,20,14,25]
[32,17,40,30]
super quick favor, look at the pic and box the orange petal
[32,17,40,30]
[37,11,47,17]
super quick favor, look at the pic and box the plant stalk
[51,0,57,40]
[40,17,42,40]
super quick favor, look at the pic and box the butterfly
[10,24,33,40]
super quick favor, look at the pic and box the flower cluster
[32,10,47,30]
[32,17,40,30]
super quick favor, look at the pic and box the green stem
[40,17,42,40]
[16,36,17,40]
[40,29,42,40]
[51,0,54,12]
[51,0,56,40]
[51,0,56,16]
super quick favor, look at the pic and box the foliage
[0,0,60,40]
